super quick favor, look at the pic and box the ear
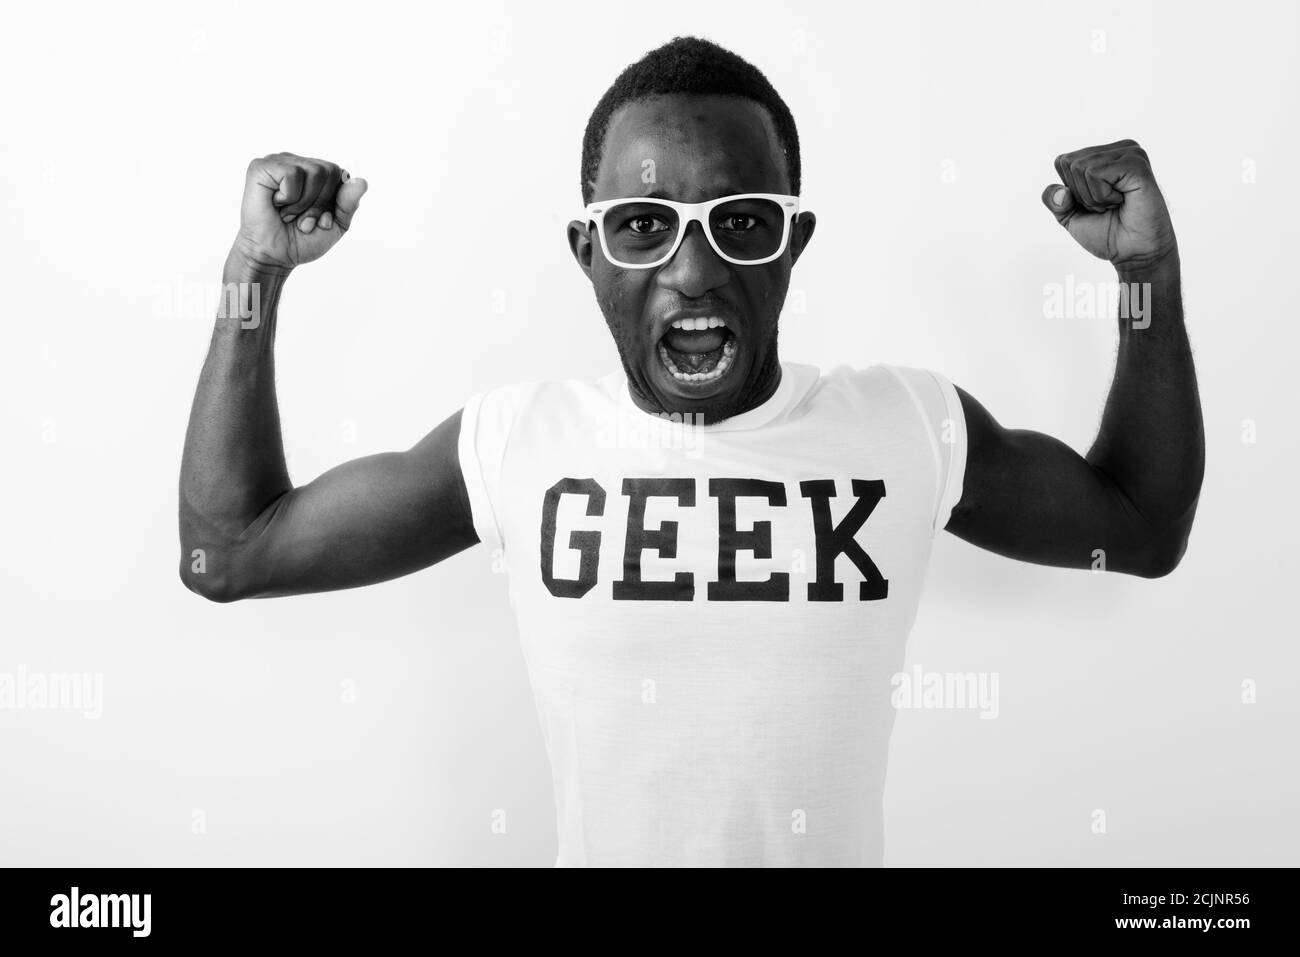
[789,211,816,266]
[568,219,595,280]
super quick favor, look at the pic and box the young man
[179,37,1204,866]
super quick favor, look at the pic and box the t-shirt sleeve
[456,388,513,555]
[884,365,968,536]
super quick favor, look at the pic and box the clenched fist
[1042,139,1177,272]
[233,152,368,271]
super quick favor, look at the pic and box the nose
[656,220,730,297]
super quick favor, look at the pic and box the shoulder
[468,371,620,411]
[796,361,940,413]
[867,363,963,425]
[462,371,623,438]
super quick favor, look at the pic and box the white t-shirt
[458,361,967,866]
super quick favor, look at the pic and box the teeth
[657,339,737,384]
[669,316,727,331]
[659,343,682,376]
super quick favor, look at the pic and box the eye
[714,213,758,232]
[628,215,671,234]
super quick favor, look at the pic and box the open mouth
[656,316,738,385]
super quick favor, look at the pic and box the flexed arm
[947,141,1204,577]
[179,153,477,602]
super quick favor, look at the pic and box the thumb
[334,177,368,230]
[1041,183,1075,224]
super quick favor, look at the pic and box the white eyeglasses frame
[581,192,804,268]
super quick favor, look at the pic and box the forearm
[178,250,292,592]
[1086,253,1205,534]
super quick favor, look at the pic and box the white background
[1,0,1296,866]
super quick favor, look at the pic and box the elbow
[1136,544,1186,579]
[1135,522,1194,579]
[178,550,246,603]
[1124,485,1201,579]
[185,577,243,603]
[178,507,259,602]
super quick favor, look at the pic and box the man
[179,36,1204,866]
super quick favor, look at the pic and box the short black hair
[580,36,801,204]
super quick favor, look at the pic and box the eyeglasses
[582,193,803,269]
